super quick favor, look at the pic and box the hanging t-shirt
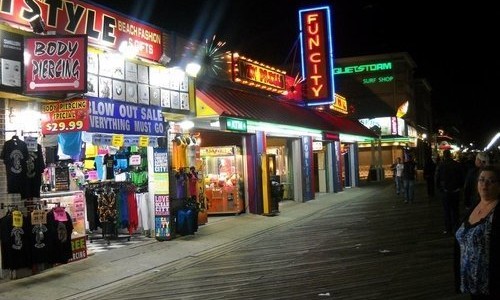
[131,170,148,187]
[30,210,49,264]
[0,211,32,269]
[23,143,45,199]
[1,137,29,193]
[46,209,74,264]
[94,155,105,180]
[58,131,83,160]
[103,154,115,180]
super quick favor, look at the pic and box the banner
[88,97,166,136]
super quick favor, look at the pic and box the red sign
[41,99,90,134]
[0,0,162,61]
[299,6,335,106]
[232,55,286,94]
[24,35,87,94]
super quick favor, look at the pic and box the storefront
[192,81,375,215]
[0,0,197,280]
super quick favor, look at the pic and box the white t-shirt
[396,163,404,177]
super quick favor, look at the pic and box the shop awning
[312,110,378,139]
[196,84,326,130]
[196,83,376,139]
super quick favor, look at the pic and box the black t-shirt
[103,154,115,180]
[1,137,29,193]
[23,144,46,199]
[0,212,32,269]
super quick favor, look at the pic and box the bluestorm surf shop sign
[88,97,166,136]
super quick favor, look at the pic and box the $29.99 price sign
[41,99,90,135]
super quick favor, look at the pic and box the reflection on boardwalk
[76,181,468,300]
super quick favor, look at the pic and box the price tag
[112,134,124,147]
[12,210,23,227]
[123,136,132,147]
[24,136,38,151]
[139,136,149,147]
[148,137,158,148]
[92,134,103,145]
[31,210,47,225]
[129,136,140,146]
[102,135,112,146]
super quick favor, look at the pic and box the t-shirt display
[23,144,45,199]
[1,136,29,194]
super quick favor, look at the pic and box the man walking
[435,149,465,235]
[402,155,417,203]
[395,157,404,195]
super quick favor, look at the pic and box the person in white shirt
[395,157,404,195]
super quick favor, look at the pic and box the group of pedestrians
[391,154,417,203]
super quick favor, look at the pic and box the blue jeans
[403,179,415,202]
[395,176,403,194]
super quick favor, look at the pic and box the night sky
[90,0,499,149]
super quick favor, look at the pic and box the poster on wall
[153,148,171,240]
[0,28,24,92]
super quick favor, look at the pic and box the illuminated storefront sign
[231,55,286,94]
[323,132,339,141]
[200,146,235,156]
[301,136,313,200]
[362,75,394,84]
[24,35,87,94]
[333,62,392,75]
[359,117,406,136]
[330,93,348,114]
[221,117,248,132]
[0,0,162,61]
[299,6,335,106]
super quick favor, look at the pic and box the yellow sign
[330,94,348,114]
[112,134,124,147]
[139,136,149,147]
[12,210,23,227]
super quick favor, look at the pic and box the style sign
[24,35,87,94]
[0,0,162,62]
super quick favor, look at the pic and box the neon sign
[362,76,394,84]
[330,94,348,114]
[299,6,335,106]
[231,55,286,94]
[334,62,392,75]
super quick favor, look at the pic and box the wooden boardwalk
[70,180,469,300]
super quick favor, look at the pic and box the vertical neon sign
[299,6,335,107]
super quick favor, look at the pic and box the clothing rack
[86,182,132,245]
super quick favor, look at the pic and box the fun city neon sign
[299,6,335,107]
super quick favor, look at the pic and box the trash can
[270,179,284,213]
